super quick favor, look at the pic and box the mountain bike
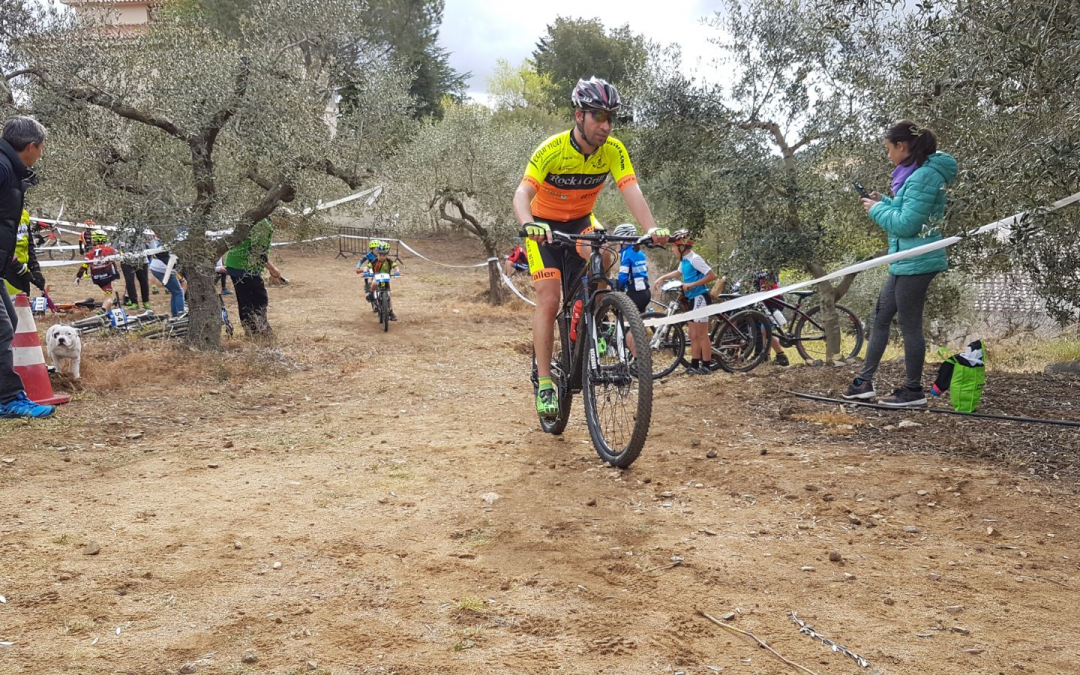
[757,290,863,363]
[31,219,77,261]
[530,229,653,468]
[706,302,773,372]
[644,279,687,380]
[363,271,400,331]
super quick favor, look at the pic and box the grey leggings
[858,272,938,390]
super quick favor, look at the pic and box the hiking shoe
[842,378,876,400]
[142,302,152,311]
[220,289,234,295]
[774,352,790,367]
[536,387,560,418]
[124,300,137,309]
[1,392,56,419]
[878,387,927,407]
[684,365,708,376]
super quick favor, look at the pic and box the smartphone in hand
[852,181,870,199]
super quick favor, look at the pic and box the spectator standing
[147,233,185,317]
[223,218,276,336]
[0,116,55,418]
[843,120,957,407]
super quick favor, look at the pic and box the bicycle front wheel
[380,293,390,332]
[583,292,652,468]
[712,309,772,373]
[794,304,864,363]
[647,321,685,380]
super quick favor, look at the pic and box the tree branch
[308,158,373,190]
[245,169,296,202]
[62,84,190,140]
[204,57,251,153]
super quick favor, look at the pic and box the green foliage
[388,101,545,250]
[532,18,648,109]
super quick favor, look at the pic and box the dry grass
[77,337,276,393]
[791,410,866,427]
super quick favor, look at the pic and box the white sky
[440,0,728,102]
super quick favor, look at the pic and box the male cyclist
[512,76,667,418]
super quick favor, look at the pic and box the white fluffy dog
[45,324,82,379]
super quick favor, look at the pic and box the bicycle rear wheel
[531,315,573,434]
[794,304,864,363]
[45,239,76,261]
[647,321,685,380]
[712,309,771,373]
[583,292,652,468]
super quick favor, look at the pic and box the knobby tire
[583,292,652,468]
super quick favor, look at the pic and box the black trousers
[122,263,150,304]
[229,270,270,335]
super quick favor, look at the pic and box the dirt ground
[2,236,1079,674]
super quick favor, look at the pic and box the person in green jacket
[223,218,280,337]
[844,120,957,407]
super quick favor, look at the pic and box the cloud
[440,0,727,96]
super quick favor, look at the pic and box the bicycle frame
[548,231,646,393]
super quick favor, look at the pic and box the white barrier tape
[501,270,536,306]
[644,189,1080,327]
[391,239,492,269]
[35,244,82,251]
[38,247,168,269]
[270,234,337,247]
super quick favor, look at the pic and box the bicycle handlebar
[518,229,657,248]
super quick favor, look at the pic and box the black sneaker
[878,387,927,407]
[774,352,790,367]
[842,378,876,400]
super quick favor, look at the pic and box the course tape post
[643,189,1080,328]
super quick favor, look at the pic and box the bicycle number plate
[373,273,391,282]
[108,307,129,327]
[31,297,47,314]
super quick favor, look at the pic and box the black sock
[691,359,700,368]
[701,359,711,369]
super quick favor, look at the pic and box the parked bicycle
[31,218,77,261]
[752,289,864,363]
[644,279,687,380]
[530,229,653,468]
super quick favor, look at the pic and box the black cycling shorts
[625,288,651,314]
[524,213,599,297]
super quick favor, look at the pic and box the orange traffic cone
[11,293,71,405]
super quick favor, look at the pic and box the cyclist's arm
[685,270,718,290]
[620,183,658,232]
[513,182,537,227]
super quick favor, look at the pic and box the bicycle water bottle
[771,309,787,327]
[569,299,583,341]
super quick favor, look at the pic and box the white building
[60,1,159,35]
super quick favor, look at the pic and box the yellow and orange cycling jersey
[521,130,638,222]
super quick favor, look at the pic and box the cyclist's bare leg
[533,278,561,379]
[771,335,784,354]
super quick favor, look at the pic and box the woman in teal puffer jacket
[843,121,957,407]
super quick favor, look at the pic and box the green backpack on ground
[932,340,987,413]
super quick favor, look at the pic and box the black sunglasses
[585,109,617,124]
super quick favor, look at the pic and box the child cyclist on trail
[357,240,401,320]
[653,229,717,375]
[75,229,121,311]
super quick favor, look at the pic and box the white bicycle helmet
[612,223,638,238]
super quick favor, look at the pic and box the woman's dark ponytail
[886,120,938,167]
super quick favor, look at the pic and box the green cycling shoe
[536,387,560,419]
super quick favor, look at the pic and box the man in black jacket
[1,116,54,418]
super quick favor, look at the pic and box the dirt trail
[1,238,1079,674]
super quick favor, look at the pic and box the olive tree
[12,0,413,348]
[389,101,543,304]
